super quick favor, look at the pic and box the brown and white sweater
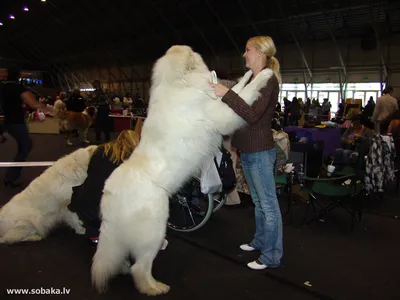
[221,74,279,153]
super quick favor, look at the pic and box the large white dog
[91,45,273,295]
[0,145,97,244]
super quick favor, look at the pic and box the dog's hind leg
[129,218,170,296]
[131,248,170,296]
[0,225,41,244]
[91,232,127,293]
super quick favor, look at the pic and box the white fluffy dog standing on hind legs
[91,45,273,296]
[0,146,97,244]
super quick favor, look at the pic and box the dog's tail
[91,237,127,293]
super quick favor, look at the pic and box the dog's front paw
[82,140,90,144]
[67,140,73,146]
[74,225,86,235]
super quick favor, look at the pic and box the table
[284,126,341,157]
[109,114,132,132]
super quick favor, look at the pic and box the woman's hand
[210,83,229,98]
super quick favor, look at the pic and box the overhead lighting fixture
[9,14,15,20]
[41,0,46,2]
[23,6,29,11]
[0,22,3,26]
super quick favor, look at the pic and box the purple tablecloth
[284,126,341,157]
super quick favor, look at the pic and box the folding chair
[302,139,367,232]
[276,172,294,221]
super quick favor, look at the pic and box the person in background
[335,114,374,165]
[321,98,332,120]
[66,87,86,113]
[0,67,52,187]
[275,101,281,113]
[92,80,111,143]
[0,119,6,143]
[123,93,133,109]
[372,86,398,134]
[341,114,373,147]
[388,110,400,137]
[362,97,375,129]
[289,97,301,125]
[210,35,283,270]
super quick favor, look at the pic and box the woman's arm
[219,76,279,125]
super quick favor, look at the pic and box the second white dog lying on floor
[91,45,273,296]
[0,145,97,244]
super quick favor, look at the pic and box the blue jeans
[241,149,283,267]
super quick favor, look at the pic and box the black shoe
[4,180,22,188]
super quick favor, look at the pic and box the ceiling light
[9,15,15,20]
[0,22,3,26]
[41,0,46,2]
[23,6,29,11]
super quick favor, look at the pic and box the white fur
[0,146,97,244]
[91,45,273,296]
[53,99,66,116]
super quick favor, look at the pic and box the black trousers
[95,105,110,142]
[4,123,33,182]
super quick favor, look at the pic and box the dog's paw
[74,226,86,235]
[67,140,73,146]
[155,281,170,294]
[138,281,170,296]
[82,140,90,144]
[23,234,43,242]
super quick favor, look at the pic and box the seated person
[334,114,373,165]
[388,110,400,138]
[68,130,138,242]
[68,130,169,249]
[271,113,290,174]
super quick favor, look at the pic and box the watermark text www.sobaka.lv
[6,287,70,295]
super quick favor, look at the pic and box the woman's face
[243,42,261,69]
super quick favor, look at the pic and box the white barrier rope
[0,161,55,167]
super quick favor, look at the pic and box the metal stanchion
[0,162,55,168]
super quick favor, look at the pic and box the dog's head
[54,145,97,184]
[85,106,97,119]
[151,45,209,87]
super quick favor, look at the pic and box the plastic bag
[200,156,222,194]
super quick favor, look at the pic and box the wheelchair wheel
[168,177,214,232]
[212,192,227,212]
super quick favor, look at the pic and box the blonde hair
[102,130,140,164]
[247,36,281,83]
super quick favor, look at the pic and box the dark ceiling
[1,0,400,73]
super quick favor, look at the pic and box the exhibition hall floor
[0,133,399,300]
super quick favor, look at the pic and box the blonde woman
[210,36,283,270]
[68,130,140,244]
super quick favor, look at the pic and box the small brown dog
[58,106,96,146]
